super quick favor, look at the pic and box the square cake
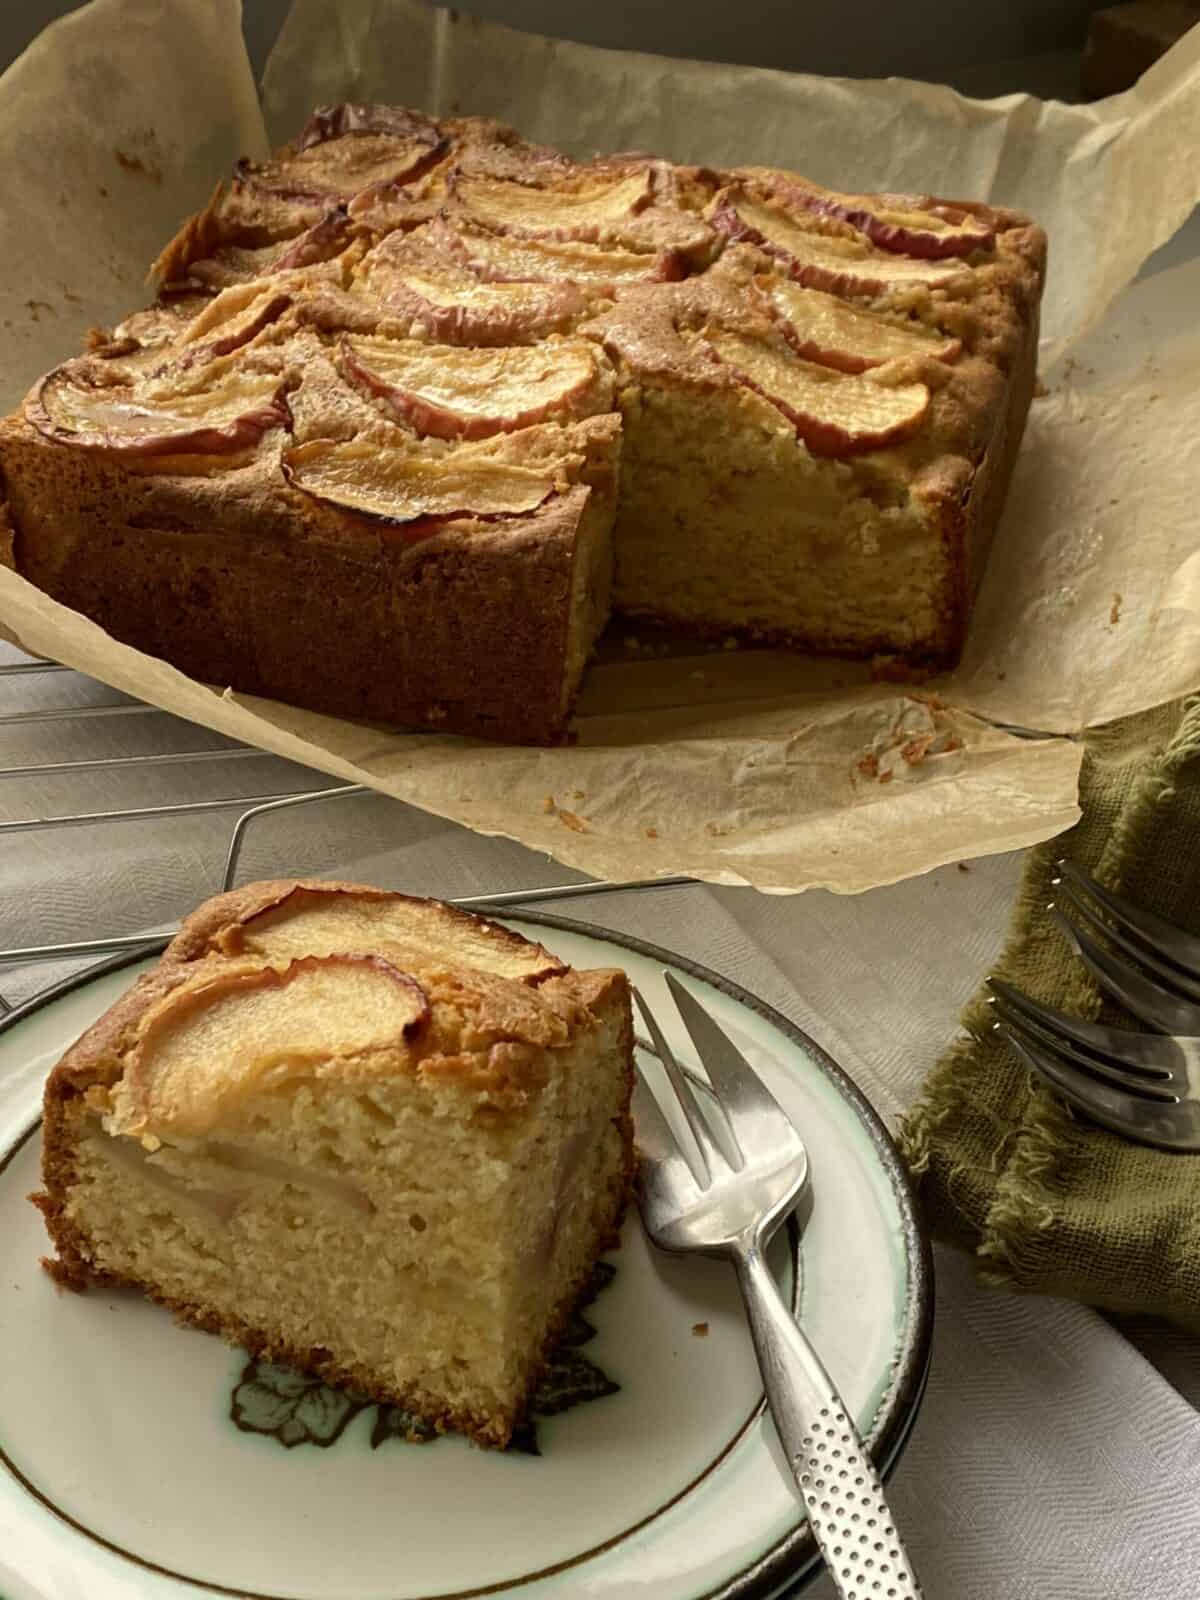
[34,881,634,1447]
[0,103,1045,741]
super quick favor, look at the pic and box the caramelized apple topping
[339,335,605,440]
[453,168,655,240]
[239,112,447,203]
[273,207,354,268]
[440,221,682,291]
[296,103,444,152]
[774,179,995,259]
[112,954,431,1138]
[705,328,930,456]
[710,190,973,296]
[760,278,961,373]
[217,882,568,983]
[284,435,566,526]
[177,285,293,360]
[344,183,441,234]
[110,300,204,353]
[357,235,589,344]
[29,359,290,456]
[163,207,354,293]
[449,139,576,189]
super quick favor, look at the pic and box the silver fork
[1052,860,1200,1033]
[634,973,922,1600]
[986,862,1200,1150]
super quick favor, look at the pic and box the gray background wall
[3,0,1101,92]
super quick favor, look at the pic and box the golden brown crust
[164,876,566,978]
[41,880,628,1124]
[151,181,230,286]
[1,103,1045,727]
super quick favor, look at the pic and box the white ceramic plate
[0,913,931,1600]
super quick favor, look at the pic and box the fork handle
[734,1243,922,1599]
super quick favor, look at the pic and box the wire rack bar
[0,703,161,725]
[460,876,693,912]
[0,748,264,780]
[1,790,327,836]
[0,660,72,676]
[221,786,367,890]
[0,932,168,966]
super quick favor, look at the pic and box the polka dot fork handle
[736,1245,922,1599]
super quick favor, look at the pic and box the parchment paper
[0,0,1197,893]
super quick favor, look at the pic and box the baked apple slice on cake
[284,411,619,530]
[161,209,355,293]
[437,219,686,292]
[238,104,449,207]
[284,437,564,527]
[702,327,930,456]
[709,187,978,297]
[746,173,996,259]
[355,229,591,344]
[29,354,291,458]
[450,164,715,265]
[756,276,961,373]
[338,334,613,439]
[193,881,568,981]
[452,167,655,241]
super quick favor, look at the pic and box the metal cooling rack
[0,647,690,1012]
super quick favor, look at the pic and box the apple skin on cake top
[33,880,635,1448]
[0,104,1045,742]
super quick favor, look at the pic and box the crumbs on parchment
[114,149,162,183]
[543,794,590,832]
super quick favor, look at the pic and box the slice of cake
[34,881,634,1447]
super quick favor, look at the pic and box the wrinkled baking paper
[0,0,1197,893]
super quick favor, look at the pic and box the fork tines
[1054,862,1200,1017]
[987,979,1178,1098]
[984,861,1200,1150]
[635,973,795,1182]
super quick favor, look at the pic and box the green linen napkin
[900,696,1200,1327]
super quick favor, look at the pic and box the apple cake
[33,880,634,1447]
[0,103,1045,741]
